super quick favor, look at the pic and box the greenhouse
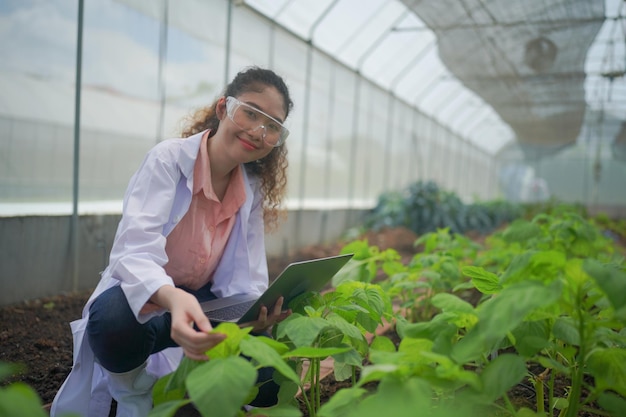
[1,0,625,417]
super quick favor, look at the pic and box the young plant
[461,212,626,416]
[275,281,393,417]
[324,210,625,417]
[343,229,481,322]
[332,239,404,285]
[149,323,303,417]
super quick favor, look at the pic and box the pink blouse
[164,132,246,290]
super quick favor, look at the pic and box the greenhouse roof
[3,0,625,159]
[244,0,626,159]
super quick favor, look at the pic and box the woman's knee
[87,286,148,372]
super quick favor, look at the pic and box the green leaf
[536,356,570,375]
[398,337,434,357]
[240,337,301,385]
[551,397,569,410]
[332,259,367,285]
[0,362,23,381]
[370,335,396,352]
[598,392,626,417]
[514,407,545,417]
[462,266,502,294]
[148,399,190,417]
[502,219,542,243]
[452,280,561,363]
[552,317,580,346]
[0,383,48,417]
[419,350,481,390]
[357,364,400,385]
[247,403,303,417]
[252,334,292,356]
[284,346,352,359]
[278,315,330,347]
[332,349,363,382]
[511,321,550,357]
[152,357,203,406]
[476,354,527,403]
[318,387,368,417]
[187,357,257,417]
[398,314,458,353]
[347,377,432,417]
[340,240,372,259]
[431,293,475,314]
[324,313,366,341]
[205,322,252,359]
[587,348,626,397]
[584,260,626,312]
[152,372,187,406]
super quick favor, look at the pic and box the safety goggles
[225,96,289,147]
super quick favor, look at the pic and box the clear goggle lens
[225,96,289,147]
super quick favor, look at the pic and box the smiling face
[213,86,288,166]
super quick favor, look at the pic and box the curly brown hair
[179,67,293,232]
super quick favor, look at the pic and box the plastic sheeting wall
[0,0,493,210]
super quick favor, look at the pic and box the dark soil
[1,226,619,416]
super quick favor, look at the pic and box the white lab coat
[50,130,269,417]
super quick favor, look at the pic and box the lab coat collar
[179,130,207,186]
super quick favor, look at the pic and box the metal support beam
[71,0,84,292]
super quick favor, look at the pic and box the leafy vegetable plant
[322,210,626,417]
[150,323,303,417]
[274,281,393,417]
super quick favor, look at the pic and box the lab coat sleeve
[245,176,270,294]
[107,140,187,322]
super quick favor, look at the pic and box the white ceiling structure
[244,0,626,159]
[104,0,626,160]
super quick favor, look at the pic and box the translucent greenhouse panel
[230,7,274,71]
[350,79,374,206]
[388,101,419,192]
[77,1,162,203]
[359,12,429,87]
[253,0,336,40]
[115,0,229,48]
[267,28,313,207]
[359,84,391,203]
[322,66,358,203]
[0,1,79,204]
[298,54,335,201]
[314,0,406,64]
[453,140,468,195]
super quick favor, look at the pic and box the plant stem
[548,366,555,415]
[316,358,322,412]
[502,393,517,415]
[300,369,313,417]
[579,405,613,416]
[309,359,317,417]
[564,290,587,417]
[533,376,544,414]
[534,368,550,414]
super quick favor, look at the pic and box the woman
[51,66,294,417]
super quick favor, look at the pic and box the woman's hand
[151,285,227,361]
[240,296,292,333]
